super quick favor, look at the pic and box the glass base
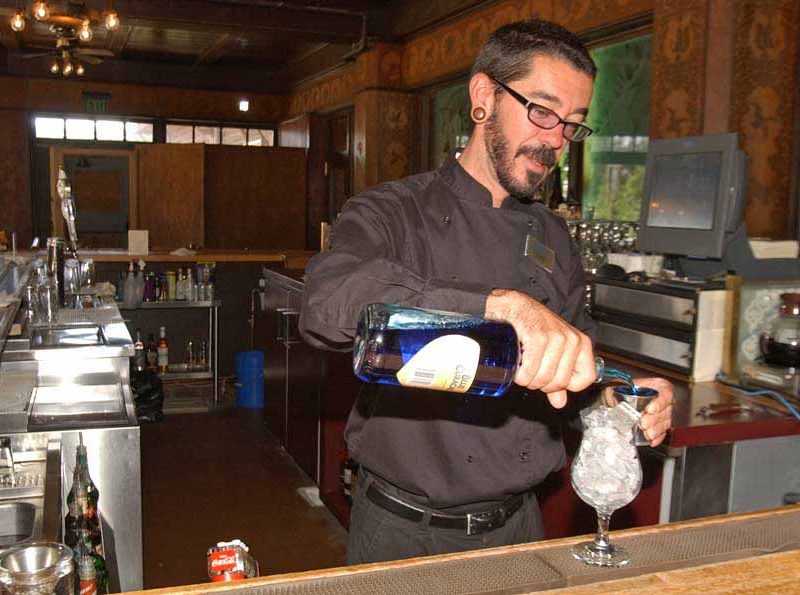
[570,540,631,567]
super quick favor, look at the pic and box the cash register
[591,132,800,382]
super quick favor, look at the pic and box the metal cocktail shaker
[46,237,66,307]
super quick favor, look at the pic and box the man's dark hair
[471,20,596,84]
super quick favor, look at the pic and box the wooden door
[136,144,204,250]
[307,109,353,251]
[49,147,136,248]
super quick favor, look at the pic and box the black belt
[365,483,525,536]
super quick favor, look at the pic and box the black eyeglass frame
[489,76,593,142]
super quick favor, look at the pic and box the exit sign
[83,92,111,114]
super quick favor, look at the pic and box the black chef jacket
[299,153,596,511]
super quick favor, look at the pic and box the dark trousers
[347,469,544,565]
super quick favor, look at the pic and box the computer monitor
[636,132,747,259]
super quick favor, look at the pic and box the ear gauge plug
[471,106,487,123]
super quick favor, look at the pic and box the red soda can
[207,540,258,582]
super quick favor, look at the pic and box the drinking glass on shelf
[36,284,58,324]
[570,405,643,567]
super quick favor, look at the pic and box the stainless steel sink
[31,325,105,349]
[0,503,36,548]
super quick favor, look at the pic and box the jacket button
[519,452,528,460]
[443,216,452,225]
[529,277,537,285]
[466,455,473,463]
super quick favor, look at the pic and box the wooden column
[729,0,800,238]
[352,43,415,193]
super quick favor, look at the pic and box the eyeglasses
[490,76,593,142]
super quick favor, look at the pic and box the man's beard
[484,112,556,200]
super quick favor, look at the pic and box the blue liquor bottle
[353,303,520,397]
[353,304,618,398]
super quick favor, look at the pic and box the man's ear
[468,72,497,121]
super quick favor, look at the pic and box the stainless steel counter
[0,264,142,590]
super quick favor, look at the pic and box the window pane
[34,117,65,139]
[65,118,95,140]
[125,122,154,142]
[166,124,193,144]
[194,126,220,144]
[247,129,274,147]
[581,34,652,222]
[222,127,247,146]
[95,120,124,141]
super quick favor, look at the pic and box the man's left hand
[603,377,674,447]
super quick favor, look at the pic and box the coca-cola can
[207,540,258,582]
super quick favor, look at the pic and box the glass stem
[594,511,612,551]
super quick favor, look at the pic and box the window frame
[32,113,155,144]
[165,119,277,147]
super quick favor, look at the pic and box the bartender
[300,19,674,564]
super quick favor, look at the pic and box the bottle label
[157,347,168,366]
[396,335,480,393]
[80,579,98,595]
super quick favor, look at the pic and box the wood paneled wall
[0,110,32,245]
[136,144,205,250]
[0,76,283,122]
[204,146,307,250]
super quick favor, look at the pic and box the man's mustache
[516,145,556,167]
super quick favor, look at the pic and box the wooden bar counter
[132,506,800,594]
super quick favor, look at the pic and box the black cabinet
[259,269,322,482]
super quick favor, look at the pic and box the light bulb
[10,11,26,32]
[50,60,60,74]
[104,10,120,31]
[62,61,73,76]
[76,63,85,76]
[32,2,49,21]
[78,21,93,42]
[238,99,250,112]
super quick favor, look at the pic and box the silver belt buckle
[466,508,505,536]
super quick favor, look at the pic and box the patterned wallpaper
[0,111,32,245]
[730,0,800,238]
[286,67,357,117]
[650,0,708,139]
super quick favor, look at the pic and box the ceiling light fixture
[238,99,250,113]
[75,63,85,76]
[78,20,93,42]
[10,10,26,32]
[49,59,60,74]
[62,59,73,77]
[32,1,48,20]
[103,1,120,31]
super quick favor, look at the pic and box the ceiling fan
[9,1,120,76]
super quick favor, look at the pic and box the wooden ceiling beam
[194,32,237,66]
[5,51,286,93]
[105,0,364,43]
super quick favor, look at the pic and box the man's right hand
[485,289,596,409]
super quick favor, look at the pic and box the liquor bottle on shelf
[70,527,108,594]
[354,304,610,398]
[78,554,98,595]
[133,330,146,373]
[157,326,169,374]
[64,478,101,552]
[176,268,186,301]
[146,333,158,372]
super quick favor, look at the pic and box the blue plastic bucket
[235,350,265,408]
